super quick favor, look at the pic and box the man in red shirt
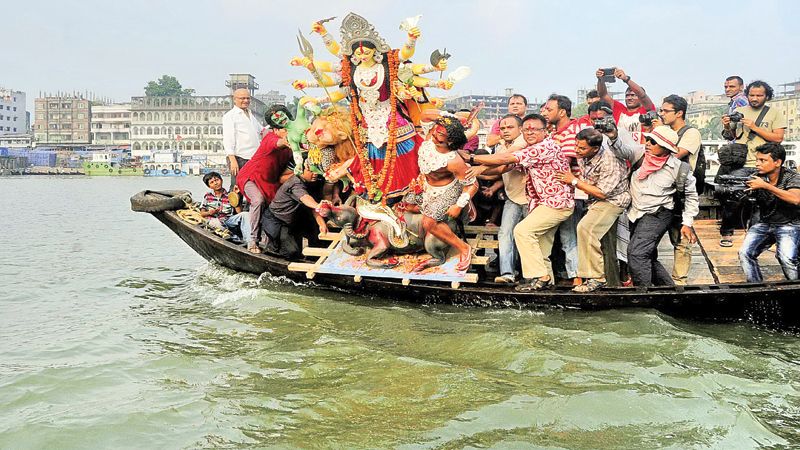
[236,105,294,253]
[595,67,654,144]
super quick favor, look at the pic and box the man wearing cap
[608,125,700,288]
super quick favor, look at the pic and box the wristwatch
[571,178,579,186]
[624,76,631,83]
[469,154,475,164]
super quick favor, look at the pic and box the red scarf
[637,153,670,180]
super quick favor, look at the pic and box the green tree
[144,75,192,97]
[694,105,727,140]
[571,102,588,119]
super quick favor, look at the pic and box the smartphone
[601,68,616,83]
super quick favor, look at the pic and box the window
[38,104,44,109]
[77,113,84,119]
[78,124,85,129]
[62,103,70,109]
[37,113,43,119]
[13,128,16,132]
[13,107,16,111]
[78,103,85,108]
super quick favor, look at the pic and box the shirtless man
[409,113,478,271]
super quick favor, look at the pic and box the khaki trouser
[514,205,574,279]
[577,201,626,279]
[669,225,692,285]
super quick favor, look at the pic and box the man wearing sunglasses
[659,95,703,285]
[609,125,700,288]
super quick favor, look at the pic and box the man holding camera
[595,67,655,144]
[719,80,786,246]
[723,80,785,168]
[738,143,800,282]
[660,94,702,284]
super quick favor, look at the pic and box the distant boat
[83,151,141,176]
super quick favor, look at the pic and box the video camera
[708,174,759,201]
[638,110,660,127]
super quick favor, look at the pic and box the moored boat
[132,190,800,333]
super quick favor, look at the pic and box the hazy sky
[6,0,800,112]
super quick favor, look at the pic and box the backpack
[676,125,706,195]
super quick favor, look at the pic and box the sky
[5,0,800,112]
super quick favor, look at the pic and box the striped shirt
[551,119,581,158]
[201,189,234,220]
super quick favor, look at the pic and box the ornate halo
[340,13,391,56]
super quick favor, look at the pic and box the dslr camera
[728,111,744,122]
[593,116,616,133]
[638,110,660,127]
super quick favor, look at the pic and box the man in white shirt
[222,88,264,190]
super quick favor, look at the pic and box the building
[130,74,267,164]
[91,103,131,147]
[768,94,800,140]
[254,90,287,107]
[0,88,27,135]
[0,133,32,149]
[442,89,539,122]
[33,93,92,148]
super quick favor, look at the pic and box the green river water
[1,176,798,449]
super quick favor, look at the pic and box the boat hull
[150,209,800,332]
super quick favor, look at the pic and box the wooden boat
[132,190,800,333]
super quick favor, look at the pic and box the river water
[1,176,799,449]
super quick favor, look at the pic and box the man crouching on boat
[406,113,478,271]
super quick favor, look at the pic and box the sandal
[572,278,607,293]
[515,277,552,292]
[720,238,733,247]
[247,242,261,254]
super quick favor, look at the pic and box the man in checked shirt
[554,128,631,292]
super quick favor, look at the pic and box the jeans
[556,199,585,279]
[628,209,674,288]
[221,212,251,243]
[738,222,800,282]
[498,199,528,277]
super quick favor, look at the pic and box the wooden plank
[302,247,331,257]
[318,231,344,241]
[464,225,500,234]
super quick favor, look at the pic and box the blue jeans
[738,222,800,282]
[498,199,528,276]
[222,212,252,243]
[556,199,585,279]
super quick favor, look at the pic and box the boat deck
[659,219,785,284]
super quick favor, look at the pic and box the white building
[91,103,131,147]
[0,88,27,135]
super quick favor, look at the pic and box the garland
[341,50,401,204]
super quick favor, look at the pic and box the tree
[144,75,192,97]
[571,102,588,119]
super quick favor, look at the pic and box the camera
[638,110,660,127]
[728,111,744,122]
[593,116,616,133]
[709,174,757,201]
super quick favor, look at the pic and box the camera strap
[739,106,770,142]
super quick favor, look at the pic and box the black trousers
[628,208,674,288]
